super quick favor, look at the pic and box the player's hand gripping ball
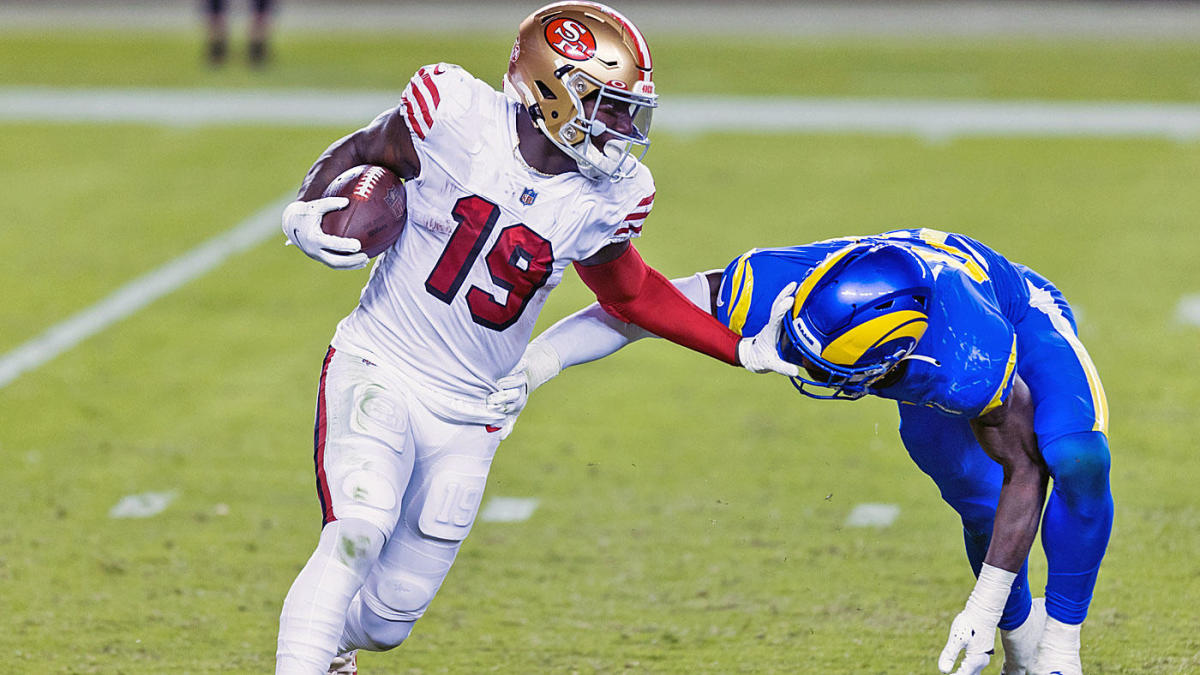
[320,165,407,258]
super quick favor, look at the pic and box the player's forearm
[534,303,652,371]
[537,271,712,371]
[576,247,739,365]
[984,467,1047,571]
[616,271,738,364]
[971,377,1048,572]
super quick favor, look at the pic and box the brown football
[320,165,407,258]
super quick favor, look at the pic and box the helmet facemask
[780,321,912,400]
[553,69,655,181]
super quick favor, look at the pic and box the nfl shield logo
[520,187,538,206]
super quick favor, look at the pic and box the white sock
[1043,617,1082,652]
[339,592,372,653]
[1034,617,1083,674]
[276,521,384,674]
[1001,597,1046,674]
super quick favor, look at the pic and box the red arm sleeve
[574,245,740,365]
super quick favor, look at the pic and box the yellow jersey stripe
[1027,281,1108,433]
[728,254,754,335]
[980,335,1018,416]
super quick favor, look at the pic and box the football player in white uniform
[275,3,799,673]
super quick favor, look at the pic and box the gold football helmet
[503,1,657,181]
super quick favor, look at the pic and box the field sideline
[4,86,1200,139]
[3,15,1200,675]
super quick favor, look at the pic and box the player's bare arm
[577,239,630,267]
[297,107,421,201]
[939,376,1049,675]
[969,375,1048,572]
[280,107,421,270]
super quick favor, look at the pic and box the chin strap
[899,353,941,367]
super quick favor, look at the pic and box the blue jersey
[716,229,1034,419]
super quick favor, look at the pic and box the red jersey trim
[314,346,337,525]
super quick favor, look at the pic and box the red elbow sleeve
[575,246,740,365]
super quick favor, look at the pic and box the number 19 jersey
[331,63,657,412]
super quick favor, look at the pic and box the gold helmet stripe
[790,242,864,320]
[594,3,652,69]
[819,311,929,366]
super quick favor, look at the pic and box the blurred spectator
[205,0,275,67]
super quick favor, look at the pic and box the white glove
[939,611,995,675]
[485,365,527,441]
[485,340,563,441]
[281,197,369,270]
[736,281,800,377]
[938,563,1016,675]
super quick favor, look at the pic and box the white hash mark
[1176,294,1200,327]
[845,503,901,527]
[479,497,540,523]
[109,491,179,519]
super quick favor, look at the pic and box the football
[320,164,407,258]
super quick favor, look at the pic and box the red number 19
[424,195,554,331]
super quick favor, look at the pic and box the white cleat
[1001,597,1047,674]
[327,651,357,675]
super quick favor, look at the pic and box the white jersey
[331,63,656,418]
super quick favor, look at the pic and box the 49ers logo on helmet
[544,17,596,61]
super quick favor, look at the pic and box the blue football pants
[898,409,1113,627]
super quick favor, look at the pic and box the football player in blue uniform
[498,229,1112,675]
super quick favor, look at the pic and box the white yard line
[0,195,291,389]
[3,87,1200,140]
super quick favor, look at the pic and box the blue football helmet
[779,242,933,400]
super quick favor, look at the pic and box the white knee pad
[361,610,415,650]
[322,518,387,579]
[341,591,416,652]
[362,569,441,622]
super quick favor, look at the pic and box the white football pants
[277,347,502,674]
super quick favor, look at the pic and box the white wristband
[524,339,563,393]
[967,563,1018,615]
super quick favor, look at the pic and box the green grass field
[2,24,1199,674]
